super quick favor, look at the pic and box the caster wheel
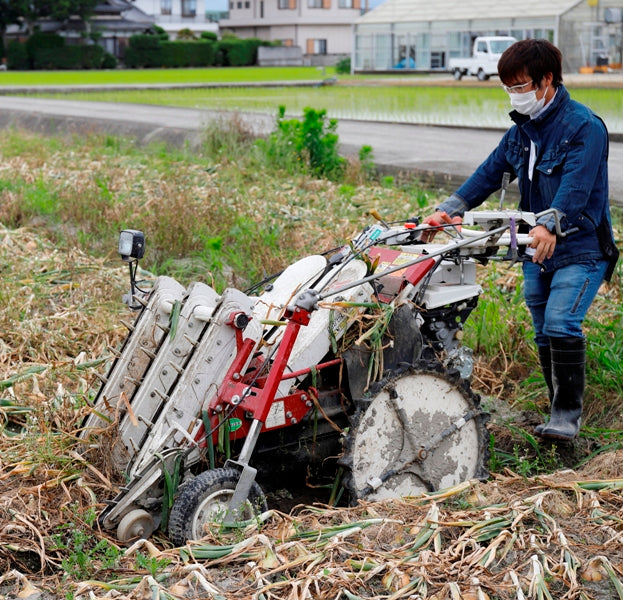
[116,509,155,543]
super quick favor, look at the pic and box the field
[3,66,623,132]
[1,70,622,599]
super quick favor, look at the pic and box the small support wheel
[453,68,463,80]
[477,69,490,81]
[116,509,155,543]
[168,467,268,546]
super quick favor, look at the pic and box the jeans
[522,259,608,347]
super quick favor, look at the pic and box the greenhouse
[352,0,623,73]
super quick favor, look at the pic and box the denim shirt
[437,85,611,272]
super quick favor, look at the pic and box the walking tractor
[80,205,570,546]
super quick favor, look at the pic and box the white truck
[448,36,517,81]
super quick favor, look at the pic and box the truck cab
[449,36,517,81]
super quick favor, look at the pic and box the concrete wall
[257,46,304,65]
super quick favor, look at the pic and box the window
[245,1,250,6]
[308,0,322,7]
[307,38,327,54]
[161,0,172,15]
[182,0,196,17]
[338,0,356,7]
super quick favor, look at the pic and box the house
[131,0,219,38]
[353,0,623,73]
[2,0,155,61]
[89,0,156,58]
[218,0,370,65]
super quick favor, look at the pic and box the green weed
[51,509,122,580]
[257,105,345,180]
[489,426,563,478]
[135,552,172,577]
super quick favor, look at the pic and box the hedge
[217,37,265,66]
[160,40,216,67]
[124,34,163,68]
[7,32,114,70]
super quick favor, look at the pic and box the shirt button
[547,169,552,173]
[524,147,529,151]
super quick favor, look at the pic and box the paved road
[0,96,621,205]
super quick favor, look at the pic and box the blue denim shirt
[437,85,612,272]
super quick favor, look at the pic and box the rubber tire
[168,467,268,546]
[453,69,463,81]
[477,69,490,81]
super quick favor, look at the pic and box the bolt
[305,401,312,408]
[162,369,168,376]
[286,411,292,418]
[233,373,240,380]
[194,378,201,385]
[232,395,241,405]
[214,405,223,413]
[300,394,307,402]
[290,417,298,424]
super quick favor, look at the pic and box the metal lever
[369,208,391,229]
[498,172,510,209]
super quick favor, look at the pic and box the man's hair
[498,39,563,88]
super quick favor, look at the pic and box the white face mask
[509,86,548,116]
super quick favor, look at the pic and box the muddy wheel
[477,69,490,81]
[168,467,268,546]
[344,365,489,502]
[453,68,463,80]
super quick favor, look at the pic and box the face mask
[509,86,548,116]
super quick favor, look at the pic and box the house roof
[356,0,584,25]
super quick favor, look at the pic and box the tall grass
[0,117,620,429]
[0,117,424,289]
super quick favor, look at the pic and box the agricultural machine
[80,205,566,546]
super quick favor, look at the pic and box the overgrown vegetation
[0,113,622,598]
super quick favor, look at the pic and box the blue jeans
[523,259,608,347]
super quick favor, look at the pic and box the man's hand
[529,225,557,263]
[421,211,462,243]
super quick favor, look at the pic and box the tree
[0,0,29,53]
[2,0,99,34]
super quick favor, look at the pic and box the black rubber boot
[534,344,554,436]
[536,336,585,441]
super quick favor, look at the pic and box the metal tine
[139,347,157,359]
[120,319,135,332]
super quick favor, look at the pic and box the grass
[0,120,620,430]
[3,66,622,131]
[0,66,336,86]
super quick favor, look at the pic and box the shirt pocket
[535,142,570,198]
[504,139,526,179]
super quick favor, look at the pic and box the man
[423,39,619,441]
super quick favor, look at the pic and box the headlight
[118,229,145,261]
